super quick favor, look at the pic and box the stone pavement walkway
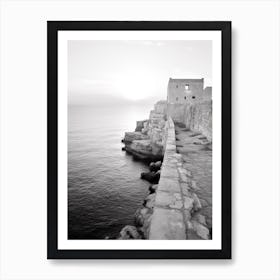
[175,125,212,231]
[149,118,211,240]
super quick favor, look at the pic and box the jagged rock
[189,180,199,190]
[118,225,142,239]
[141,171,160,183]
[143,193,156,209]
[154,100,167,115]
[192,193,202,211]
[123,101,167,161]
[149,161,162,172]
[183,196,194,211]
[193,213,207,226]
[149,184,158,193]
[141,213,153,239]
[135,207,152,227]
[135,120,148,132]
[186,220,210,240]
[141,121,149,135]
[199,198,208,207]
[123,132,149,143]
[149,162,156,171]
[125,139,163,161]
[191,220,210,240]
[135,207,147,226]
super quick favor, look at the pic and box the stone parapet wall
[148,117,210,240]
[166,103,185,123]
[183,100,212,141]
[167,100,212,141]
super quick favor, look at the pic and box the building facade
[167,78,205,104]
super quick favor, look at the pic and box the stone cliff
[123,100,167,161]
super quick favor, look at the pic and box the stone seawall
[148,117,210,240]
[167,100,212,141]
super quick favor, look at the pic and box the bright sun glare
[114,72,158,101]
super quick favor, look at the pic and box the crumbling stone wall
[167,101,212,141]
[183,100,212,141]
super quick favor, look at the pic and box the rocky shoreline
[117,160,162,240]
[117,101,167,239]
[121,100,167,162]
[117,100,211,240]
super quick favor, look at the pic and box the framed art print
[47,21,231,259]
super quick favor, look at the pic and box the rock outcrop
[118,225,142,239]
[123,131,149,143]
[118,183,158,240]
[123,100,167,161]
[141,170,160,184]
[135,120,148,132]
[149,161,162,172]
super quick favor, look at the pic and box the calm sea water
[68,104,151,239]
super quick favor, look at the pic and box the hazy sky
[68,40,212,105]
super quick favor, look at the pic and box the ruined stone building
[167,78,211,104]
[166,78,212,141]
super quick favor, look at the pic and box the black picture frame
[47,21,231,259]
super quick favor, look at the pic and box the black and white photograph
[48,21,231,259]
[68,40,213,240]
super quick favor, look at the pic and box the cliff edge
[123,100,167,161]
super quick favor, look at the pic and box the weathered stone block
[143,193,156,209]
[190,220,210,240]
[166,138,176,146]
[135,120,148,132]
[149,208,186,240]
[124,132,149,143]
[190,180,199,190]
[173,153,182,161]
[193,213,207,226]
[192,193,202,211]
[160,165,179,179]
[183,196,194,211]
[165,143,176,152]
[157,177,181,193]
[118,225,142,239]
[155,191,183,209]
[163,154,178,164]
[183,209,192,222]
